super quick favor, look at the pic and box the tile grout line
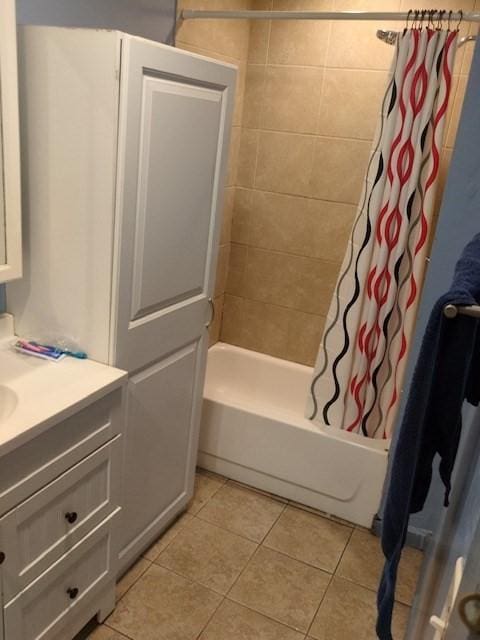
[234,182,361,207]
[259,535,345,575]
[114,558,153,604]
[305,572,335,640]
[304,525,355,639]
[239,125,378,144]
[221,502,288,599]
[224,593,314,636]
[142,513,193,563]
[223,291,333,319]
[102,622,136,640]
[194,593,227,640]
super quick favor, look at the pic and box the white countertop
[0,336,127,457]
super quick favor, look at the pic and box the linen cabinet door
[113,37,236,569]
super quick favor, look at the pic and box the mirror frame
[0,0,22,282]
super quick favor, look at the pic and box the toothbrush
[32,341,88,359]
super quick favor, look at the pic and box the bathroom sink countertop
[0,336,127,457]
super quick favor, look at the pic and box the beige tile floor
[83,469,422,640]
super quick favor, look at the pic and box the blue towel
[377,233,480,640]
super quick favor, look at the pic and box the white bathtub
[199,343,390,528]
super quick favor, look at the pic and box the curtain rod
[180,10,480,22]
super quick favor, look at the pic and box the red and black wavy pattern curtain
[307,26,458,439]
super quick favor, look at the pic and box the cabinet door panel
[120,343,198,558]
[113,37,236,372]
[131,77,222,321]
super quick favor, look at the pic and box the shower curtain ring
[428,9,435,29]
[436,9,445,30]
[420,9,427,29]
[406,9,412,31]
[412,9,419,29]
[456,9,463,30]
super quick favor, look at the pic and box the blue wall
[16,0,177,45]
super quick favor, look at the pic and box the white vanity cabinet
[7,27,236,574]
[0,381,126,640]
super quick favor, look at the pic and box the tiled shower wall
[218,0,475,365]
[176,0,253,344]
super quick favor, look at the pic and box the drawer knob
[65,512,78,524]
[66,587,79,600]
[0,552,5,565]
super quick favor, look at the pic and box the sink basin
[0,385,18,423]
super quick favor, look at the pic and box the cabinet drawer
[3,512,119,640]
[0,388,124,516]
[0,438,121,602]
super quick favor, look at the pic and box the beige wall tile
[231,189,355,261]
[461,23,477,74]
[233,61,247,126]
[227,125,241,186]
[274,0,333,6]
[241,298,292,358]
[310,137,371,204]
[220,187,235,245]
[261,65,324,133]
[327,21,398,70]
[228,246,339,315]
[268,19,331,67]
[442,74,460,148]
[445,74,468,148]
[221,294,245,344]
[256,131,315,195]
[242,64,266,129]
[177,0,252,61]
[248,22,271,64]
[214,244,231,298]
[294,257,340,314]
[286,309,325,365]
[237,128,260,187]
[317,68,388,140]
[248,0,273,63]
[240,247,299,307]
[308,199,356,262]
[226,243,248,295]
[334,0,400,7]
[231,188,253,244]
[433,147,453,218]
[222,295,326,365]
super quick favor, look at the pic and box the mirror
[0,0,22,282]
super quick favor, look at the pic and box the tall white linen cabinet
[8,27,236,574]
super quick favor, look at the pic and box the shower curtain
[307,26,458,439]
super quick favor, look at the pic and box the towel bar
[443,304,480,319]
